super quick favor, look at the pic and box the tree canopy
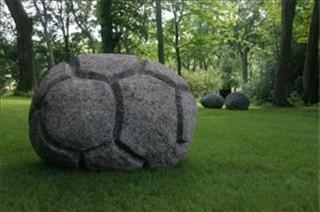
[1,0,318,105]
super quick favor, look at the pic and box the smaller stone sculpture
[200,94,224,109]
[225,92,250,110]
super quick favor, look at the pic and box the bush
[13,90,33,97]
[244,58,276,104]
[287,91,304,107]
[183,70,222,99]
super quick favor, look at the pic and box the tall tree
[33,0,55,68]
[155,0,165,64]
[4,0,36,92]
[234,0,263,83]
[98,0,149,53]
[70,0,97,53]
[274,0,297,106]
[171,0,185,76]
[53,0,72,60]
[99,0,116,53]
[302,0,319,104]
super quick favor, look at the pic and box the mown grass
[0,97,318,211]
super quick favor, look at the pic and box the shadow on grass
[2,157,195,188]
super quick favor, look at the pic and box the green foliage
[183,70,221,98]
[219,48,241,90]
[0,0,315,103]
[294,0,314,43]
[288,42,306,95]
[0,38,19,93]
[244,57,276,104]
[97,0,150,53]
[287,91,304,107]
[13,90,33,97]
[1,98,318,211]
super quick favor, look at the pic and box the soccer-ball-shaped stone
[200,94,224,109]
[225,92,250,110]
[29,54,197,170]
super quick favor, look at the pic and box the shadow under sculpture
[29,54,198,170]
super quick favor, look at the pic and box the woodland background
[0,0,318,106]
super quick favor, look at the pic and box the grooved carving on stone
[39,118,78,153]
[140,68,188,91]
[69,58,149,165]
[111,82,147,164]
[31,75,72,114]
[139,61,187,145]
[71,65,189,92]
[175,90,187,144]
[68,57,188,145]
[67,57,80,73]
[75,69,137,84]
[33,59,143,166]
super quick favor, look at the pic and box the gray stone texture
[29,54,197,170]
[200,94,224,109]
[225,92,250,110]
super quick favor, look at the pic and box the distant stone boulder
[200,94,224,109]
[225,92,250,110]
[29,54,198,170]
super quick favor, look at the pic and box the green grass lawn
[1,97,318,211]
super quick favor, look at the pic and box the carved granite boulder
[29,54,197,170]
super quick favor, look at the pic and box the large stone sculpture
[29,54,197,170]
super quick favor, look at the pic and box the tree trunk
[199,59,203,69]
[155,0,165,64]
[192,59,196,72]
[64,14,70,60]
[42,0,55,68]
[274,0,296,106]
[241,48,249,83]
[100,0,115,53]
[70,0,96,53]
[173,5,181,76]
[47,36,55,67]
[34,0,55,68]
[302,0,319,104]
[56,1,71,60]
[175,24,181,76]
[5,0,36,92]
[203,59,208,71]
